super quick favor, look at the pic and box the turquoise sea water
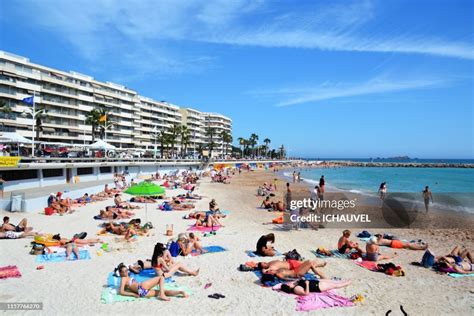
[284,167,474,213]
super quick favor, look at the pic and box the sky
[0,0,473,159]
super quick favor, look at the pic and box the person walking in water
[422,186,433,213]
[292,171,296,183]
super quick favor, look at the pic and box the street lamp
[152,126,159,159]
[21,104,47,158]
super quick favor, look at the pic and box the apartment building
[203,112,232,158]
[0,51,231,153]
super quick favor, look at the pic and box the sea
[283,159,474,214]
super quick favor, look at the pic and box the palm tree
[168,124,181,158]
[0,99,13,120]
[85,109,101,143]
[263,138,271,157]
[205,127,216,158]
[180,125,191,158]
[279,145,286,159]
[35,108,48,146]
[220,130,233,158]
[97,107,114,140]
[249,133,259,157]
[237,137,245,157]
[157,131,170,158]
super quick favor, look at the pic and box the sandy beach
[0,169,473,315]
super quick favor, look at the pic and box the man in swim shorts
[375,234,428,250]
[2,216,33,233]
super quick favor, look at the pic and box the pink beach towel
[354,260,378,271]
[187,225,222,232]
[0,265,22,279]
[296,291,354,311]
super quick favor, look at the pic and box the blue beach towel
[448,273,474,278]
[312,250,351,259]
[246,250,282,258]
[107,270,174,288]
[253,270,318,287]
[35,249,91,263]
[191,245,226,256]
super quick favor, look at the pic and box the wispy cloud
[249,76,450,107]
[5,0,473,81]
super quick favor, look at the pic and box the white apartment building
[203,112,232,158]
[0,51,231,154]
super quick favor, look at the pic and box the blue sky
[1,0,473,158]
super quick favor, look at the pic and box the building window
[43,169,64,178]
[1,169,38,181]
[77,167,93,175]
[100,166,111,173]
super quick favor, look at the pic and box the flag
[22,96,34,106]
[99,115,107,122]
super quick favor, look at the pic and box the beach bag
[29,242,45,255]
[421,250,435,268]
[285,249,302,261]
[168,241,181,257]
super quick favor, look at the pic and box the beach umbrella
[88,139,116,150]
[125,181,165,222]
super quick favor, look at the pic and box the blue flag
[22,96,34,105]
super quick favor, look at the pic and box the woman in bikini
[117,263,187,301]
[258,259,327,279]
[195,213,224,228]
[177,233,207,255]
[280,279,352,296]
[151,243,200,277]
[436,245,473,274]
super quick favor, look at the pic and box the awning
[42,127,56,133]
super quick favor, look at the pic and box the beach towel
[101,283,191,304]
[35,249,91,263]
[191,246,226,256]
[0,265,21,279]
[107,271,174,288]
[448,273,474,278]
[295,291,354,311]
[187,225,221,232]
[253,270,318,287]
[312,250,351,259]
[246,250,281,258]
[354,260,378,271]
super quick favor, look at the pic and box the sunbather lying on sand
[151,243,200,278]
[365,236,397,261]
[115,194,140,209]
[177,233,207,255]
[51,234,102,260]
[195,212,224,227]
[98,207,132,220]
[374,234,428,250]
[116,263,187,301]
[177,192,202,200]
[185,211,226,219]
[130,196,157,203]
[0,230,36,239]
[258,259,327,279]
[436,245,473,274]
[2,216,33,232]
[337,230,363,254]
[280,279,352,296]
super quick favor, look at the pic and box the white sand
[0,170,473,315]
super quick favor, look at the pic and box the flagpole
[31,92,35,157]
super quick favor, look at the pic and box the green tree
[0,99,13,120]
[180,125,191,158]
[249,133,259,157]
[168,124,181,158]
[85,108,101,143]
[279,145,286,159]
[97,107,114,140]
[34,108,48,146]
[220,130,233,158]
[157,131,171,158]
[205,127,216,158]
[263,138,271,157]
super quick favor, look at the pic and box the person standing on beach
[319,176,325,201]
[285,182,292,211]
[292,171,296,183]
[297,172,301,182]
[273,178,278,191]
[0,175,6,199]
[422,186,433,213]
